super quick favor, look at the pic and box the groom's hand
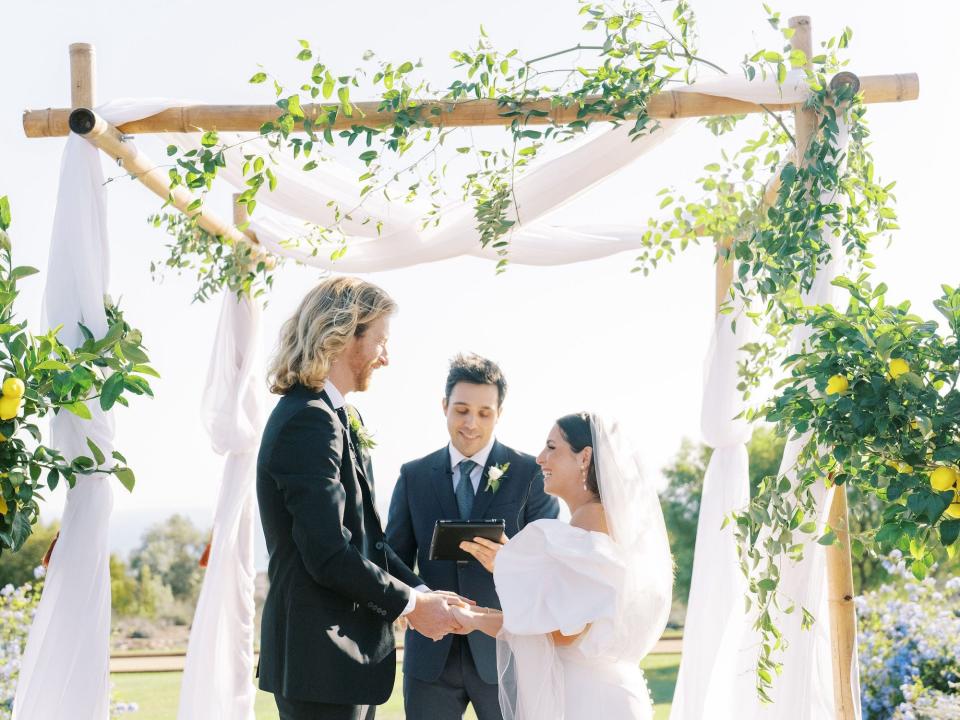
[406,592,461,641]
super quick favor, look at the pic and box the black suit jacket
[386,440,559,684]
[256,384,420,704]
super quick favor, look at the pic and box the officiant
[385,354,559,720]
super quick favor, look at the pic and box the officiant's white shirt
[324,379,421,613]
[448,438,495,494]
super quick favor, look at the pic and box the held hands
[459,532,508,573]
[406,590,476,642]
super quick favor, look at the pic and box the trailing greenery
[157,0,706,297]
[0,197,156,554]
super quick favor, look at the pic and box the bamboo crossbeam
[67,109,269,262]
[22,72,919,138]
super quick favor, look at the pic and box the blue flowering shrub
[858,551,960,719]
[0,570,138,718]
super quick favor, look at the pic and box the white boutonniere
[346,407,377,451]
[485,462,510,494]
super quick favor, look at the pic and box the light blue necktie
[455,460,478,519]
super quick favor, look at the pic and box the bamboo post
[22,72,919,138]
[826,480,858,719]
[69,43,95,109]
[787,15,857,720]
[67,108,271,264]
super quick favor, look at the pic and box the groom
[256,277,462,720]
[386,354,559,719]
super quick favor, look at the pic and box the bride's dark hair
[556,412,599,500]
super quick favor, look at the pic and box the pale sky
[1,0,957,562]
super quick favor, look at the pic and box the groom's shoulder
[265,391,336,435]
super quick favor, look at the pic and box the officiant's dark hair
[556,413,599,500]
[445,353,507,408]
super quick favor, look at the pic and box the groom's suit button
[375,541,384,550]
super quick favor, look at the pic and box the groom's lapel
[310,391,367,485]
[470,440,505,520]
[430,449,460,520]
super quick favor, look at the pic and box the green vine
[156,0,706,294]
[0,197,156,554]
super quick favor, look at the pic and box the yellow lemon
[826,375,849,395]
[888,358,910,379]
[2,378,24,398]
[930,466,958,492]
[946,503,960,520]
[0,396,21,421]
[0,496,6,515]
[897,462,914,474]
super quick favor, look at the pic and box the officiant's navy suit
[386,439,558,719]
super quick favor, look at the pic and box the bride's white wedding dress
[492,416,673,720]
[495,519,655,719]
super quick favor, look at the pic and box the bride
[454,412,673,719]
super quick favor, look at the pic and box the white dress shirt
[322,379,346,411]
[323,379,420,615]
[448,437,496,494]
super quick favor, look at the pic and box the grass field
[111,653,680,719]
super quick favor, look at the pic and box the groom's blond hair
[268,276,397,394]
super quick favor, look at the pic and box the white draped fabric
[669,299,756,719]
[177,293,262,720]
[14,99,177,720]
[16,71,856,719]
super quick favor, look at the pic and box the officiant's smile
[443,380,502,458]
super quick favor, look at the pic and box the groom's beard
[353,360,377,392]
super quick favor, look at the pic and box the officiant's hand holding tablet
[429,519,506,563]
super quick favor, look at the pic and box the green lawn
[111,653,680,719]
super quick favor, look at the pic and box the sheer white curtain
[669,297,756,719]
[177,293,262,720]
[14,99,176,720]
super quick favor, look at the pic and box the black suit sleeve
[268,404,410,619]
[522,466,560,525]
[385,464,421,583]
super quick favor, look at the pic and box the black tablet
[429,519,506,562]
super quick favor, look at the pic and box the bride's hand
[459,533,508,573]
[449,604,478,634]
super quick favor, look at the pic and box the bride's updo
[556,412,599,500]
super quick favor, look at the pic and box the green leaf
[63,401,91,420]
[249,72,268,84]
[33,359,71,372]
[817,530,836,546]
[114,467,135,493]
[0,196,10,230]
[131,364,161,378]
[86,437,105,465]
[10,511,31,551]
[100,373,125,411]
[11,266,39,281]
[940,519,960,546]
